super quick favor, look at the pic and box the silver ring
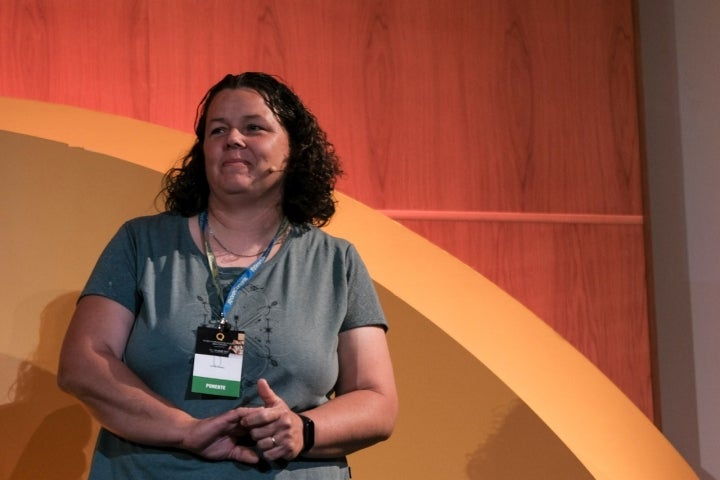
[271,436,277,446]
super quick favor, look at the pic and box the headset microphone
[268,166,284,173]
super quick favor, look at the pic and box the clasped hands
[183,378,306,464]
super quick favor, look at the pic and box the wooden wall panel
[0,0,653,418]
[0,0,640,212]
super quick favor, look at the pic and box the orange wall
[0,0,652,420]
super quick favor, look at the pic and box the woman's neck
[208,190,283,228]
[205,197,285,264]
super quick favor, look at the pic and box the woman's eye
[209,127,225,135]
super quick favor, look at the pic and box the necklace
[207,218,289,258]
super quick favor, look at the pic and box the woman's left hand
[240,326,398,461]
[239,379,305,461]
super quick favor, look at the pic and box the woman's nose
[226,128,246,148]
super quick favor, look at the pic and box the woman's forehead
[206,88,276,122]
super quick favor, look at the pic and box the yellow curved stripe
[0,97,696,479]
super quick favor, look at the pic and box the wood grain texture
[0,0,641,212]
[0,0,653,418]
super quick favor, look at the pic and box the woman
[58,72,398,479]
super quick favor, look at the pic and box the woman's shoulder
[122,211,185,231]
[295,224,353,250]
[117,212,190,246]
[290,225,367,265]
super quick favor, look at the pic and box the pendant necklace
[208,218,289,258]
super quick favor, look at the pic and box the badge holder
[191,326,245,397]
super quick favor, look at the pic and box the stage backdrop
[0,0,653,436]
[0,0,653,420]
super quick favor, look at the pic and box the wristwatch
[298,414,315,453]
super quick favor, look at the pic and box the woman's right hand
[181,408,259,463]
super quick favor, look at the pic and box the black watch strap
[298,414,315,453]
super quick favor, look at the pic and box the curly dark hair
[161,72,343,227]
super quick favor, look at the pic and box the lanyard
[199,210,286,327]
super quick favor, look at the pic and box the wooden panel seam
[380,210,644,225]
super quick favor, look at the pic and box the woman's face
[203,87,290,202]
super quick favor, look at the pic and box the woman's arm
[241,325,398,460]
[57,295,259,463]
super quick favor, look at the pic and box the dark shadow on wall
[0,292,94,480]
[466,398,594,480]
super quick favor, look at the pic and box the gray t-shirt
[81,212,387,479]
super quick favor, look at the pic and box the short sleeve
[81,222,143,315]
[341,244,388,332]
